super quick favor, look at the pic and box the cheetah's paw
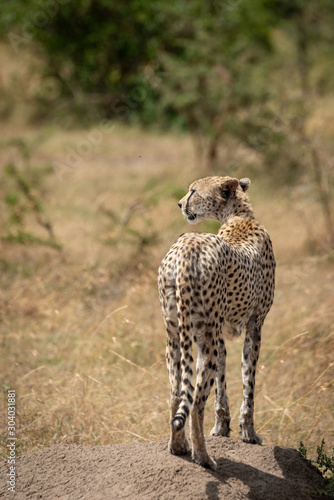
[192,452,217,471]
[169,438,190,456]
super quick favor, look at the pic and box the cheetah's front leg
[239,318,263,445]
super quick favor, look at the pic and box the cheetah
[158,176,275,470]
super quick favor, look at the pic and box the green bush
[299,440,334,497]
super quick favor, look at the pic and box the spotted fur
[158,176,275,470]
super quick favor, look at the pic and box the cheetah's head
[178,176,251,224]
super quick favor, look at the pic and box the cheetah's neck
[217,193,254,225]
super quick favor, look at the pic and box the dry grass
[0,122,333,463]
[0,41,333,461]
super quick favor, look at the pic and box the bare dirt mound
[1,437,327,499]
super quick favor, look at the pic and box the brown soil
[0,436,327,499]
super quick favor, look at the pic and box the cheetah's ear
[239,178,251,192]
[220,178,239,199]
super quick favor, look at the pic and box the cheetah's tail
[171,379,194,432]
[171,280,194,432]
[172,413,187,432]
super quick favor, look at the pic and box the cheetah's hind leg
[165,324,190,456]
[169,397,190,455]
[210,338,231,437]
[190,339,219,471]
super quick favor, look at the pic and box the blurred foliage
[1,0,334,246]
[0,1,331,123]
[156,0,279,165]
[0,138,60,248]
[1,0,176,123]
[1,0,333,129]
[99,196,160,271]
